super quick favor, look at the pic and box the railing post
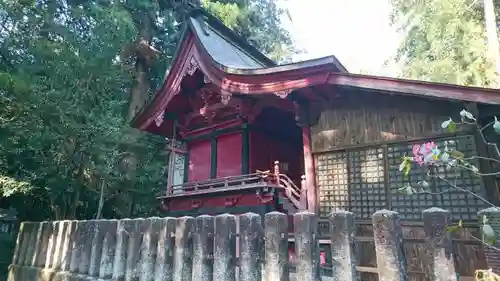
[422,207,458,281]
[372,210,407,281]
[329,210,356,281]
[300,175,307,210]
[274,160,280,184]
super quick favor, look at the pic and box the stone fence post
[478,207,500,272]
[293,212,320,281]
[264,212,288,281]
[372,210,407,281]
[329,210,356,281]
[422,207,458,281]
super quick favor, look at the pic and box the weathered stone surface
[140,218,161,281]
[372,210,407,281]
[293,212,320,281]
[173,216,194,281]
[98,220,118,279]
[238,213,263,281]
[422,208,458,281]
[112,218,133,281]
[214,214,237,281]
[329,210,356,281]
[478,207,500,273]
[154,217,175,281]
[192,215,214,281]
[125,218,147,281]
[264,212,289,281]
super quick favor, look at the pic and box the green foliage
[390,0,497,86]
[0,0,293,220]
[202,0,296,63]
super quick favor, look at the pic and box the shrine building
[131,8,500,222]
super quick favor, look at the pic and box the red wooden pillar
[302,125,317,214]
[294,100,318,214]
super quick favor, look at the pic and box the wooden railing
[157,161,307,211]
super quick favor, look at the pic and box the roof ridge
[188,8,276,67]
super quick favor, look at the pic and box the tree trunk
[484,0,500,85]
[95,178,105,219]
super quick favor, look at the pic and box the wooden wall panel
[216,133,243,178]
[310,89,465,152]
[188,140,211,182]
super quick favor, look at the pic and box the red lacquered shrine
[131,8,500,219]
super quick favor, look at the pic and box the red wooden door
[217,133,242,178]
[188,140,211,182]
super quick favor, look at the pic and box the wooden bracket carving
[155,110,165,127]
[274,89,292,99]
[224,196,241,207]
[186,57,199,76]
[256,186,274,203]
[192,199,203,208]
[220,90,232,105]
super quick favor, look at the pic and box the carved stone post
[293,212,320,281]
[239,213,263,281]
[192,215,215,281]
[173,216,195,281]
[214,214,237,281]
[264,212,289,281]
[140,218,161,281]
[372,210,407,281]
[99,220,118,280]
[329,210,356,281]
[154,217,176,281]
[422,207,458,281]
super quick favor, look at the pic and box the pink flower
[412,144,424,166]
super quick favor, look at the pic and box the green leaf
[446,220,463,233]
[481,224,496,245]
[441,118,453,129]
[448,150,465,159]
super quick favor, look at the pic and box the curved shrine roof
[131,8,500,133]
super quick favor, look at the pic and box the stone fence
[7,208,500,281]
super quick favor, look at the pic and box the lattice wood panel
[348,148,386,219]
[433,135,487,220]
[315,151,349,216]
[315,135,487,221]
[387,143,434,220]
